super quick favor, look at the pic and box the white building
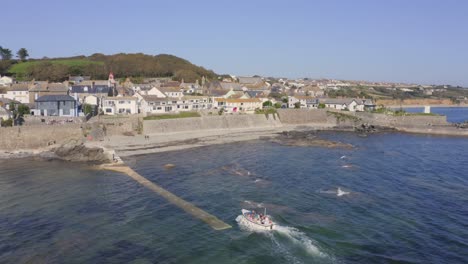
[288,96,318,109]
[140,95,213,114]
[1,84,30,104]
[214,98,262,113]
[142,86,184,98]
[320,98,374,112]
[102,96,138,115]
[0,76,13,87]
[84,95,99,106]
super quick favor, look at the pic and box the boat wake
[318,187,351,197]
[273,225,326,258]
[236,215,329,261]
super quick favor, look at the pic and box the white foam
[274,225,326,257]
[237,215,327,259]
[337,187,350,197]
[340,155,347,159]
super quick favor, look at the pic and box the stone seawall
[0,124,83,150]
[276,109,449,128]
[143,114,282,134]
[88,115,142,136]
[277,109,331,124]
[356,112,448,127]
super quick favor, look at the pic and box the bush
[262,101,273,107]
[274,102,282,109]
[318,103,325,109]
[1,118,13,127]
[83,104,93,115]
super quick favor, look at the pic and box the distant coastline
[387,104,468,108]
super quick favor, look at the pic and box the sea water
[1,132,467,263]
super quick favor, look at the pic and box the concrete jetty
[101,164,232,231]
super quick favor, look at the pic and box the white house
[214,98,262,113]
[2,84,30,104]
[144,86,184,98]
[0,76,14,87]
[140,95,213,114]
[320,98,374,112]
[102,96,138,115]
[84,95,99,106]
[288,96,318,109]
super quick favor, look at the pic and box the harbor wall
[355,113,449,127]
[143,114,282,134]
[0,124,83,150]
[277,109,331,124]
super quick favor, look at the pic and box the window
[119,101,125,104]
[157,107,162,110]
[106,108,112,113]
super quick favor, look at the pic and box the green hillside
[5,53,217,82]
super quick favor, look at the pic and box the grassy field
[8,59,104,75]
[143,112,201,120]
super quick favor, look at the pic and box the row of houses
[288,96,375,111]
[0,73,375,119]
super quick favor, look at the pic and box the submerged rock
[269,131,353,149]
[164,164,176,169]
[354,123,396,134]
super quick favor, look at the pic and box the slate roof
[8,83,29,91]
[36,95,76,102]
[0,106,11,116]
[238,77,263,85]
[0,98,21,105]
[215,98,262,103]
[69,76,91,82]
[71,85,110,94]
[219,82,242,90]
[159,87,182,93]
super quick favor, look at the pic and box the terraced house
[214,98,262,113]
[139,95,212,114]
[102,96,138,115]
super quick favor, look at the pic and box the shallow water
[1,132,468,263]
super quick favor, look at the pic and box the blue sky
[2,0,468,85]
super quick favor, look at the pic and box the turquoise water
[1,132,468,263]
[401,107,468,123]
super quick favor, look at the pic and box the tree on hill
[8,53,218,82]
[0,46,13,60]
[16,48,29,61]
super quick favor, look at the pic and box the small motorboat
[238,209,275,231]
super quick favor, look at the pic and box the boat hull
[239,209,275,231]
